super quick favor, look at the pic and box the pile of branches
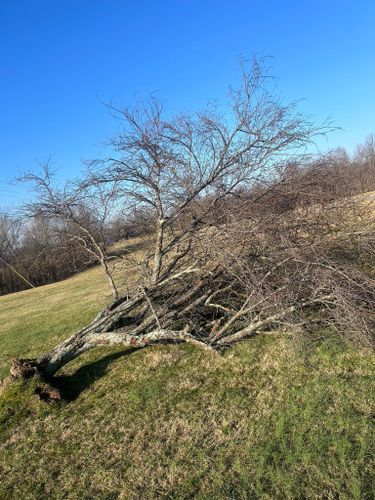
[11,224,375,380]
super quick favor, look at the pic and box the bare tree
[0,212,97,295]
[0,215,20,258]
[14,58,373,385]
[0,215,23,294]
[352,133,375,193]
[354,133,375,165]
[87,59,331,284]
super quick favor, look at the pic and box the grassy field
[0,251,374,498]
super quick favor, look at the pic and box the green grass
[0,261,374,498]
[0,265,111,378]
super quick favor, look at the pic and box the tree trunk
[152,217,165,284]
[11,325,213,379]
[102,258,119,300]
[10,278,216,379]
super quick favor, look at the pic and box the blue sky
[1,0,374,209]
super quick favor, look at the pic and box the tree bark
[12,326,214,379]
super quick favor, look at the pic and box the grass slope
[0,259,374,498]
[0,265,111,378]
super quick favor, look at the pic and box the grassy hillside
[0,266,111,378]
[0,249,374,498]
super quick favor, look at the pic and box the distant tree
[0,213,93,295]
[353,134,375,192]
[354,133,375,165]
[0,215,20,259]
[0,215,23,294]
[18,217,88,286]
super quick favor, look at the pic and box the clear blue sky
[1,0,374,209]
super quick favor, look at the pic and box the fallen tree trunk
[33,328,213,378]
[10,260,340,381]
[10,269,217,378]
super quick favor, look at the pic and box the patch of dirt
[34,384,61,403]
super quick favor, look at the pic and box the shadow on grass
[53,348,139,402]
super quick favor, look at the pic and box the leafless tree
[11,58,374,386]
[0,215,23,294]
[352,133,375,193]
[86,58,331,284]
[0,214,93,295]
[354,133,375,166]
[0,215,20,258]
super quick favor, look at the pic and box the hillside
[0,255,374,498]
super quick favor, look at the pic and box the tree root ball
[10,358,40,380]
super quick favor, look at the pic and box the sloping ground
[0,237,144,378]
[0,265,111,378]
[0,258,374,498]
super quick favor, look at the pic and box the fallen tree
[10,58,375,382]
[11,222,375,380]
